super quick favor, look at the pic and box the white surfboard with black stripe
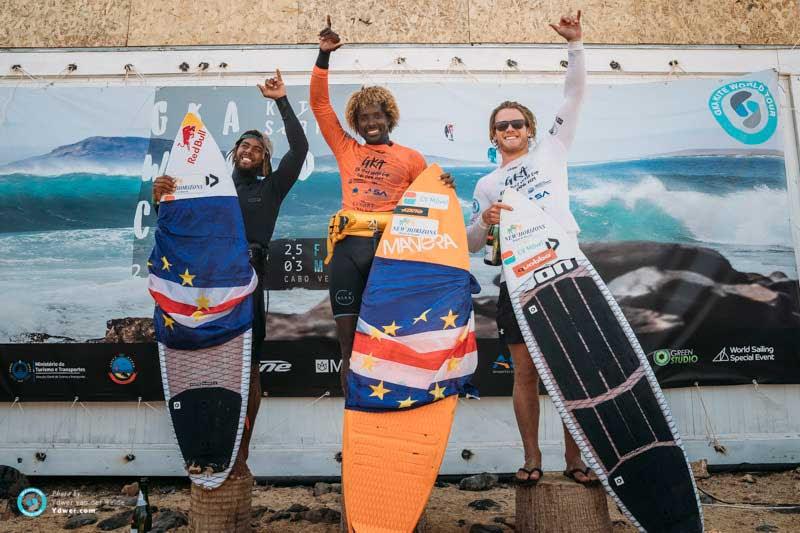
[500,188,703,533]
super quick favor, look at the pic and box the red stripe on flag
[353,331,477,370]
[149,289,249,317]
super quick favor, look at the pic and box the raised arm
[548,10,586,151]
[310,16,353,155]
[258,70,309,199]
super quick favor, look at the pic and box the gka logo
[709,80,777,145]
[260,360,292,373]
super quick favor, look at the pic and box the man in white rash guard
[466,10,599,487]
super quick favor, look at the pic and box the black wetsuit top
[233,95,309,249]
[232,96,308,359]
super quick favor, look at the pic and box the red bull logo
[178,125,196,149]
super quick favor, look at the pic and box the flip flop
[514,467,543,487]
[563,467,600,487]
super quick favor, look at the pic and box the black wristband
[316,50,331,70]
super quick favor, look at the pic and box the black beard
[232,164,259,181]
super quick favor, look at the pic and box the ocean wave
[0,160,141,178]
[572,175,792,247]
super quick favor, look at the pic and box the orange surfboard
[342,164,478,532]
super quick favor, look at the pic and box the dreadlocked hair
[488,101,537,144]
[345,86,400,134]
[227,129,274,175]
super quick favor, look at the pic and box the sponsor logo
[18,487,47,517]
[185,128,207,165]
[400,191,450,210]
[501,250,516,265]
[491,354,514,374]
[651,348,698,367]
[9,360,33,383]
[472,199,480,213]
[504,166,538,188]
[513,248,557,278]
[549,116,564,136]
[173,401,181,410]
[260,360,292,373]
[389,216,439,237]
[382,233,457,255]
[532,190,550,201]
[521,258,579,291]
[713,345,775,363]
[613,476,624,487]
[108,354,137,385]
[505,223,547,243]
[178,125,196,149]
[708,80,777,145]
[393,205,429,217]
[361,156,386,170]
[365,188,388,197]
[204,174,219,187]
[315,359,343,373]
[335,289,355,307]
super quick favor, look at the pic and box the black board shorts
[329,235,380,318]
[497,282,525,345]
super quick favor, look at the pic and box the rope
[268,391,332,433]
[693,382,727,454]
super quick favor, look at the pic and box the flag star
[413,308,432,324]
[382,321,401,336]
[429,383,446,400]
[369,326,382,341]
[162,314,175,330]
[146,260,153,268]
[458,326,469,342]
[397,396,417,408]
[368,381,391,400]
[191,311,205,321]
[195,294,211,311]
[447,358,461,372]
[179,268,196,286]
[440,309,458,329]
[161,256,172,271]
[360,353,377,371]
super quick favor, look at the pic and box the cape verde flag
[148,108,257,349]
[347,164,480,411]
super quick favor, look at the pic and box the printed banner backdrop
[1,71,799,400]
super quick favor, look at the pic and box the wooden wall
[2,0,800,48]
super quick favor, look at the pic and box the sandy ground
[2,469,799,532]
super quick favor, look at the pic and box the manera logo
[708,80,777,145]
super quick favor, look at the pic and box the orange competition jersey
[310,66,427,212]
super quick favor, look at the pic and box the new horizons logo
[708,80,777,145]
[108,354,137,385]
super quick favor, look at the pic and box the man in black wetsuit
[152,70,309,473]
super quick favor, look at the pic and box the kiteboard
[148,107,258,490]
[342,163,479,532]
[499,187,703,533]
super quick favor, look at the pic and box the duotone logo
[709,80,777,145]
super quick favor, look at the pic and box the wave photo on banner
[1,72,798,389]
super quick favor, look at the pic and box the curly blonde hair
[488,101,537,143]
[345,86,400,134]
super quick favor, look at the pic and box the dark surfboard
[500,188,703,532]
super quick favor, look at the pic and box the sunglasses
[494,119,527,132]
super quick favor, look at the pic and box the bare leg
[335,315,358,398]
[508,343,542,483]
[563,426,598,484]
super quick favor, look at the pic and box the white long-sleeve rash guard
[466,41,586,261]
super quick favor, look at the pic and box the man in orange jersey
[312,16,454,395]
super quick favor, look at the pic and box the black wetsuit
[232,95,309,360]
[233,95,307,466]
